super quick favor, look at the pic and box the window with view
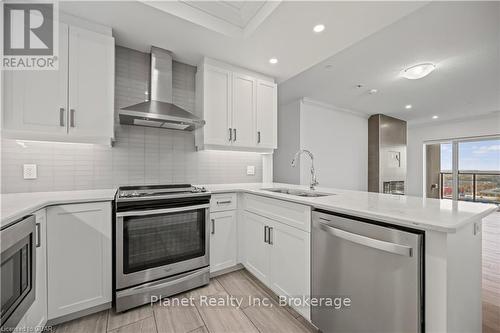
[440,139,500,204]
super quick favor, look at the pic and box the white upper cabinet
[256,80,277,149]
[232,73,256,148]
[68,27,114,141]
[2,21,114,145]
[3,23,69,136]
[202,66,232,146]
[195,58,277,153]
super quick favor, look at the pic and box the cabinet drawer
[210,193,237,212]
[244,194,311,232]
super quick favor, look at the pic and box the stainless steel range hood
[119,47,205,131]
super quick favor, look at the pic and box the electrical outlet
[247,165,255,176]
[23,164,37,179]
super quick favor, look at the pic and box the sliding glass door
[426,137,500,204]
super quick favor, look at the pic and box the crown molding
[300,97,369,119]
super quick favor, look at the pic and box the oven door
[1,215,36,330]
[116,204,210,289]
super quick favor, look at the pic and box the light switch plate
[23,164,37,179]
[247,165,255,176]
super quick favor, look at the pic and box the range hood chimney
[119,47,205,131]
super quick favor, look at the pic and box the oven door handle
[116,204,210,217]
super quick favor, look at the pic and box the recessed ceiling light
[401,63,436,80]
[432,115,439,119]
[405,104,412,109]
[269,58,278,64]
[369,89,378,95]
[313,24,325,33]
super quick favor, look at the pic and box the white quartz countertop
[1,183,497,233]
[200,183,498,233]
[1,189,117,229]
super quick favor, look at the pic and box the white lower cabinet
[25,209,48,330]
[46,202,112,320]
[242,210,311,319]
[268,219,310,319]
[209,210,237,273]
[243,211,271,282]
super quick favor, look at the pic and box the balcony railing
[440,171,500,204]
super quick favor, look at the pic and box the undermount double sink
[261,188,335,198]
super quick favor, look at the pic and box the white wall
[273,100,301,184]
[299,99,368,191]
[407,113,500,197]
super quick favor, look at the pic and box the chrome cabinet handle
[318,222,413,257]
[217,200,232,205]
[257,131,261,144]
[35,222,41,248]
[59,108,65,126]
[264,226,269,243]
[233,128,237,141]
[268,226,273,245]
[70,109,75,127]
[229,128,232,142]
[211,219,215,235]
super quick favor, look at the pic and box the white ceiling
[59,1,426,82]
[142,1,278,37]
[278,1,500,124]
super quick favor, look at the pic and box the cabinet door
[203,66,232,146]
[232,73,256,147]
[242,211,270,284]
[269,222,310,319]
[47,202,112,319]
[256,80,277,149]
[209,211,237,273]
[25,210,48,330]
[3,23,68,136]
[68,26,114,140]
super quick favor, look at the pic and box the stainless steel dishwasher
[312,210,424,333]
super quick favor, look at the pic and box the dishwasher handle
[318,222,413,257]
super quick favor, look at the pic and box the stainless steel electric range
[114,184,210,312]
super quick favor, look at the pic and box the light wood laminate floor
[483,212,500,333]
[54,269,315,333]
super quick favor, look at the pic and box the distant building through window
[440,139,500,204]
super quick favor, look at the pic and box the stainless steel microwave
[1,215,37,330]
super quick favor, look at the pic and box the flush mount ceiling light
[313,24,325,33]
[432,115,439,119]
[400,63,436,80]
[405,104,412,109]
[269,57,278,64]
[369,89,378,95]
